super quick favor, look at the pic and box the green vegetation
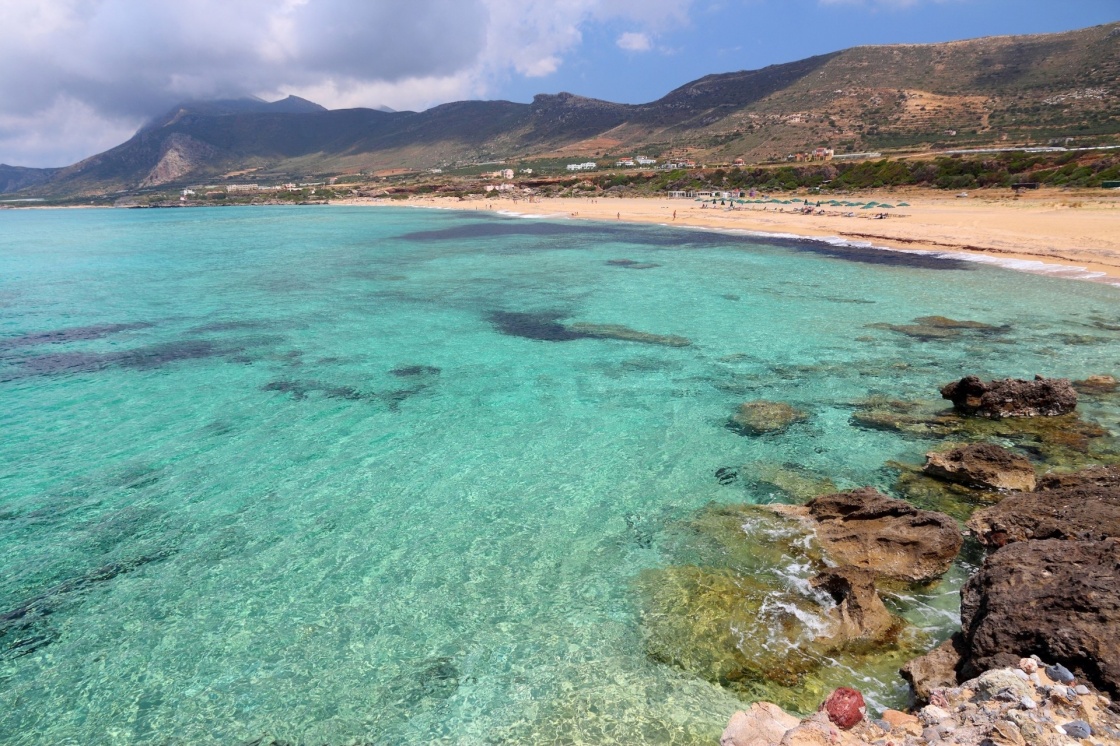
[659,152,1120,193]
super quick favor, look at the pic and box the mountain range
[3,22,1118,197]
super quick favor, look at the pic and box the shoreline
[336,192,1120,286]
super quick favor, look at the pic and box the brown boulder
[958,538,1120,695]
[923,443,1036,492]
[900,635,964,703]
[966,472,1120,547]
[1073,374,1118,394]
[810,568,897,643]
[805,488,963,583]
[940,375,1077,418]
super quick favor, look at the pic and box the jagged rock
[901,635,964,703]
[923,443,1037,492]
[810,568,896,644]
[959,538,1120,695]
[1073,374,1118,394]
[966,471,1120,547]
[940,375,1077,418]
[729,401,809,435]
[721,702,802,746]
[801,488,963,583]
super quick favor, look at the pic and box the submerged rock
[922,443,1036,492]
[640,564,905,695]
[729,401,809,435]
[798,488,963,583]
[966,469,1120,547]
[566,322,691,347]
[1074,374,1118,394]
[867,316,1005,341]
[958,538,1120,694]
[1036,464,1120,491]
[940,375,1077,418]
[741,462,838,503]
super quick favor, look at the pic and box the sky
[1,0,1117,168]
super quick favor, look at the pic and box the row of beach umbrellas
[693,197,910,209]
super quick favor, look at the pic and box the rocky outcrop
[798,488,963,583]
[922,443,1036,492]
[900,635,964,703]
[729,400,809,435]
[958,538,1120,694]
[810,568,897,643]
[966,474,1120,547]
[940,375,1077,418]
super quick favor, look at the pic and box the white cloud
[0,0,695,167]
[616,32,653,52]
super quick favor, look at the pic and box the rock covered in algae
[868,316,1006,341]
[729,400,809,435]
[567,322,691,347]
[797,488,963,583]
[959,538,1120,694]
[940,375,1077,418]
[1074,374,1119,394]
[738,462,838,503]
[639,565,906,692]
[966,467,1120,547]
[922,443,1036,492]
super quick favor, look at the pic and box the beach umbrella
[878,203,894,209]
[896,202,910,207]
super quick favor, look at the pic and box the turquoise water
[1,205,1118,745]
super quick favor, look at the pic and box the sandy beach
[346,190,1120,285]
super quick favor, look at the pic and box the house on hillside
[635,156,656,166]
[615,158,636,167]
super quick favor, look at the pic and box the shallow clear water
[1,205,1118,745]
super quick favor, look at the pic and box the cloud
[616,32,653,52]
[0,0,694,167]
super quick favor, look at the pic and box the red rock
[821,687,866,730]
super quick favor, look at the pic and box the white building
[565,162,597,171]
[635,156,657,166]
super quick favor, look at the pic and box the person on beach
[673,210,676,220]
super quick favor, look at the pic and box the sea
[1,205,1118,745]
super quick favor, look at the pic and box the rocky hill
[5,22,1119,197]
